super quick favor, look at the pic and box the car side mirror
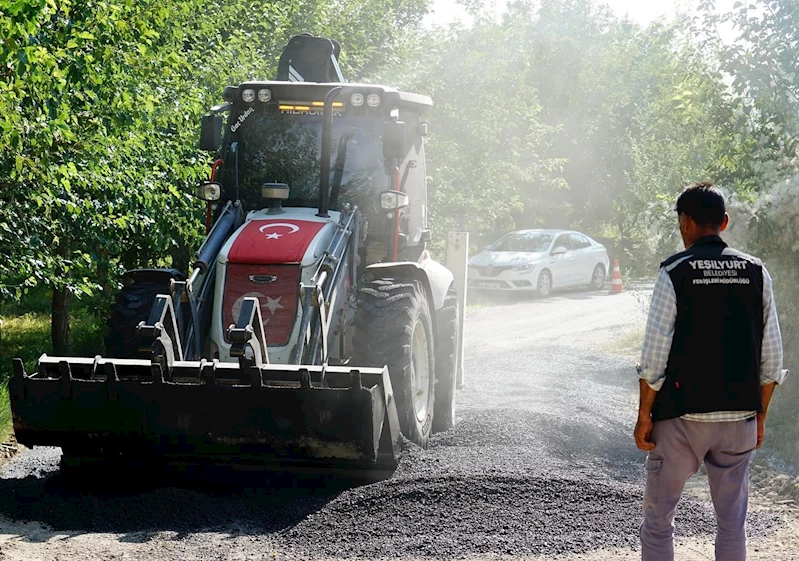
[551,246,568,255]
[199,115,223,151]
[382,120,406,160]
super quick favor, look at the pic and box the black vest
[652,236,764,422]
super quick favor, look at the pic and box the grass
[0,384,9,443]
[0,311,105,382]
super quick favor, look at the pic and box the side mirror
[380,190,410,210]
[397,233,408,253]
[194,181,222,201]
[551,246,568,255]
[200,115,223,151]
[382,120,407,160]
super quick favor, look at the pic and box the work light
[380,190,410,210]
[194,181,222,201]
[257,89,272,102]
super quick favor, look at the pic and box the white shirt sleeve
[761,265,789,385]
[638,268,677,391]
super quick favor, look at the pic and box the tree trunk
[95,249,113,317]
[51,285,71,355]
[170,240,190,275]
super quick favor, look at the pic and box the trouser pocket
[735,417,758,454]
[644,456,663,504]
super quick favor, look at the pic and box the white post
[446,231,469,388]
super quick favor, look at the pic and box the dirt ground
[1,286,797,560]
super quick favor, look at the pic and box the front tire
[354,278,436,448]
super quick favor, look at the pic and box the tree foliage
[5,0,799,350]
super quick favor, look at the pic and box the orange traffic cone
[610,259,624,294]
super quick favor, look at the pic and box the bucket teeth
[59,361,72,399]
[201,360,215,386]
[350,369,362,390]
[300,368,311,389]
[10,358,26,401]
[151,363,164,385]
[103,362,119,400]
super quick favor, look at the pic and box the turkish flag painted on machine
[222,263,301,347]
[227,220,326,264]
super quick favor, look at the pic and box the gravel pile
[0,426,783,560]
[269,438,782,559]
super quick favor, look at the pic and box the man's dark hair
[675,182,726,227]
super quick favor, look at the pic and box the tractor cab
[200,79,433,264]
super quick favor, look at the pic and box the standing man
[635,182,788,561]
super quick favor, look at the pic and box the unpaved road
[1,287,798,560]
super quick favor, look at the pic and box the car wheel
[537,270,552,298]
[589,264,605,290]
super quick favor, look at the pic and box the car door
[569,233,594,284]
[548,233,575,287]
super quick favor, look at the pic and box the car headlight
[513,263,536,274]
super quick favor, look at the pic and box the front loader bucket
[10,355,401,474]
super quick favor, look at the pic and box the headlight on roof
[257,88,272,102]
[241,88,256,103]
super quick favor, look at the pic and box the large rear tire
[104,279,173,358]
[432,286,459,433]
[354,278,435,448]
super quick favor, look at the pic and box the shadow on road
[0,462,360,537]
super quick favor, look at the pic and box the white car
[468,229,610,297]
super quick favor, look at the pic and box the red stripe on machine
[227,220,326,264]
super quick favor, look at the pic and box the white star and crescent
[259,222,300,240]
[232,293,285,321]
[264,296,284,315]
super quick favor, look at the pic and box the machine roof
[225,81,433,113]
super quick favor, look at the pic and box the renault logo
[485,265,493,276]
[249,274,278,284]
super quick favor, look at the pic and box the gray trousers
[640,417,758,561]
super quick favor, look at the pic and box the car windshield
[491,233,553,252]
[228,108,387,212]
